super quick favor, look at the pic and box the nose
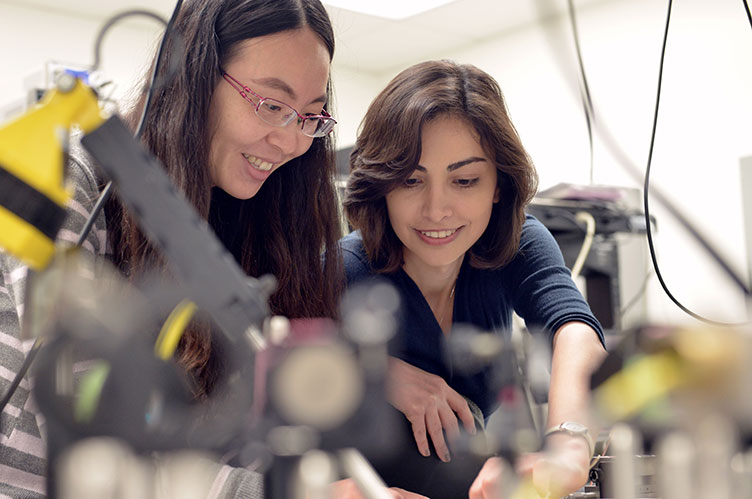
[265,121,304,158]
[421,182,452,222]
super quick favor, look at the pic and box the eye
[403,177,420,188]
[455,178,480,188]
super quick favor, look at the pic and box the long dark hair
[107,0,342,397]
[344,60,538,273]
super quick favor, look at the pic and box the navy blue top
[340,215,604,418]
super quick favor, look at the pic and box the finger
[468,477,482,499]
[471,457,506,499]
[425,410,450,462]
[409,416,431,457]
[446,390,476,434]
[330,479,363,499]
[391,488,429,499]
[437,403,460,444]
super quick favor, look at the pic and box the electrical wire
[564,0,750,326]
[570,211,596,280]
[643,0,748,326]
[76,180,113,247]
[0,339,41,414]
[566,0,596,184]
[744,0,752,29]
[590,432,612,471]
[1,2,184,417]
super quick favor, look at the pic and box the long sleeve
[0,152,106,498]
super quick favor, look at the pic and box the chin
[223,183,263,200]
[413,253,459,269]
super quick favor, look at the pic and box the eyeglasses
[222,72,336,138]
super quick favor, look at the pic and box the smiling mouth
[418,229,458,239]
[243,153,274,172]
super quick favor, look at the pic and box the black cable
[643,0,749,326]
[1,3,184,416]
[566,0,596,184]
[0,339,41,415]
[744,0,752,29]
[91,10,168,73]
[563,0,750,325]
[555,7,751,303]
[77,2,183,247]
[133,3,184,140]
[76,181,114,246]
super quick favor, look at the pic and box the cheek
[385,196,406,237]
[385,192,406,221]
[295,137,315,158]
[465,193,497,230]
[385,199,398,230]
[478,201,496,234]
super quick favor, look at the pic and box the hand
[468,436,591,499]
[468,457,509,499]
[516,433,591,497]
[387,357,476,462]
[329,479,430,499]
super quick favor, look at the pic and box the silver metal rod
[610,423,637,499]
[657,431,695,499]
[338,448,392,499]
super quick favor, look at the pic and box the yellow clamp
[594,349,684,423]
[0,75,104,270]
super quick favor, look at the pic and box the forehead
[418,115,488,165]
[225,28,331,100]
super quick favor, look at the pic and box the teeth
[420,229,456,239]
[243,153,274,172]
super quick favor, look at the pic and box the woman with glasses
[0,1,359,497]
[341,60,608,498]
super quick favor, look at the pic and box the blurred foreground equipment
[590,324,752,498]
[0,71,400,499]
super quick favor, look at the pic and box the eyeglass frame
[221,71,336,138]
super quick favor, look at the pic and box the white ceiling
[2,0,609,73]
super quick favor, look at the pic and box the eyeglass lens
[256,99,334,138]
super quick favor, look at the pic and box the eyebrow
[251,77,327,106]
[415,157,488,172]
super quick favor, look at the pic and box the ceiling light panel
[323,0,456,20]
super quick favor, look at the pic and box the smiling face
[207,27,331,199]
[385,115,500,277]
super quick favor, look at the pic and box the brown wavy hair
[106,0,343,397]
[344,60,538,273]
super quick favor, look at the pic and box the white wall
[3,0,751,327]
[335,0,752,327]
[0,2,162,117]
[329,65,385,148]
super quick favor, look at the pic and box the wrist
[544,422,594,459]
[544,432,592,465]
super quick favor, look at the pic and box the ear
[493,185,500,203]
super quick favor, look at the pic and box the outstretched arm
[470,321,606,498]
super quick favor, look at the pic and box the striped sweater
[0,146,263,498]
[0,150,107,497]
